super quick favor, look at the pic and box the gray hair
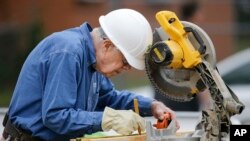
[98,27,108,40]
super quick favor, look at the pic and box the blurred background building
[0,0,250,107]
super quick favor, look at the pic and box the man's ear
[103,40,113,50]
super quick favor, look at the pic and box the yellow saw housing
[155,11,202,68]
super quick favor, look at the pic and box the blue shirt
[8,23,154,141]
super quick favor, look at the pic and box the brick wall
[0,0,235,60]
[0,0,236,89]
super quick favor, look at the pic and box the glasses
[113,46,129,66]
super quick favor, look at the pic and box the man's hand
[102,107,145,135]
[151,101,180,130]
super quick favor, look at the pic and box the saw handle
[184,27,206,55]
[155,113,171,129]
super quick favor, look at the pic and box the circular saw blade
[146,21,216,102]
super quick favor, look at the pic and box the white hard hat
[99,9,153,70]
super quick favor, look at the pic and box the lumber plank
[70,134,146,141]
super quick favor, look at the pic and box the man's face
[95,39,131,78]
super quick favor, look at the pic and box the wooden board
[70,134,146,141]
[69,131,194,141]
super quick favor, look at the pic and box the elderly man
[1,9,178,141]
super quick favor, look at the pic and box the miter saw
[145,11,245,141]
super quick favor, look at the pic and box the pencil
[133,98,142,135]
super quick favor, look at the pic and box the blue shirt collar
[79,22,96,67]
